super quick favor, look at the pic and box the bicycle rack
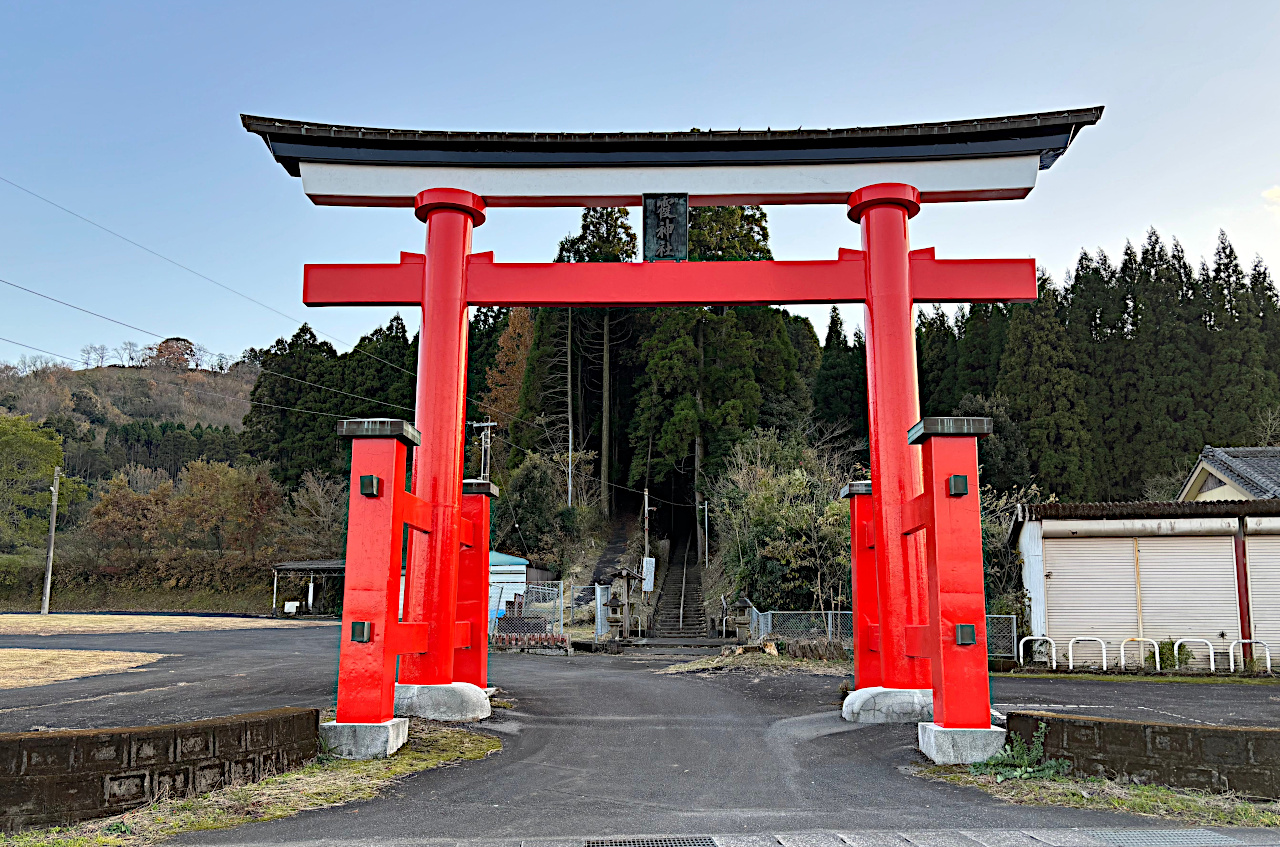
[1068,637,1108,671]
[1018,635,1057,669]
[1173,638,1216,672]
[1228,639,1273,673]
[1120,637,1160,672]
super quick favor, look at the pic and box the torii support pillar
[323,419,431,759]
[840,481,881,690]
[850,185,932,693]
[400,189,486,688]
[455,479,499,688]
[905,416,1004,763]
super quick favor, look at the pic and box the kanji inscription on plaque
[643,193,688,261]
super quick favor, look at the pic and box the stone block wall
[1008,709,1280,797]
[1,707,318,831]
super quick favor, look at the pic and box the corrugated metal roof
[1021,499,1280,522]
[1197,446,1280,499]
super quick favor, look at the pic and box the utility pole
[566,307,573,508]
[702,501,710,568]
[468,420,497,481]
[643,488,650,560]
[40,467,61,615]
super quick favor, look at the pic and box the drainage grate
[585,839,718,847]
[1084,830,1242,847]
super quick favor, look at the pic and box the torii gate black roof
[242,108,1102,177]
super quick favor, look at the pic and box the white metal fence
[1016,634,1276,674]
[492,580,564,636]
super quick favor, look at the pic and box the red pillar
[916,430,991,728]
[400,188,486,686]
[846,483,882,689]
[454,481,496,688]
[849,184,931,690]
[335,421,430,724]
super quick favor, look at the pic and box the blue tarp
[489,551,529,566]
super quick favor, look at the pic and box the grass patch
[2,718,501,846]
[0,649,168,689]
[658,651,852,677]
[995,671,1280,686]
[0,613,334,637]
[921,765,1280,826]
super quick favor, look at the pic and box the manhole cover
[586,839,718,847]
[1084,830,1241,847]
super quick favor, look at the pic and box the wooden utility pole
[40,466,61,615]
[643,488,650,560]
[600,308,611,517]
[566,307,573,507]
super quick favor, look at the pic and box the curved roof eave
[242,108,1103,177]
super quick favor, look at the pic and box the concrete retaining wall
[1008,709,1280,797]
[1,707,318,831]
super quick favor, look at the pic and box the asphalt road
[3,627,1278,732]
[7,628,1280,843]
[177,650,1149,843]
[0,625,342,732]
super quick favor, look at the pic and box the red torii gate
[312,185,1028,716]
[244,109,1099,761]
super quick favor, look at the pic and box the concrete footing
[918,721,1007,764]
[395,681,492,721]
[319,717,408,759]
[841,686,933,723]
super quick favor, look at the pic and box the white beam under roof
[298,155,1041,208]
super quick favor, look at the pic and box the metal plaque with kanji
[643,193,688,261]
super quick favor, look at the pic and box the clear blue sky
[2,1,1278,365]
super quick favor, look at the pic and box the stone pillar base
[841,686,933,723]
[918,721,1007,764]
[395,681,492,721]
[320,717,408,759]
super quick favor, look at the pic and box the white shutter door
[1043,537,1137,667]
[1247,537,1280,652]
[1137,536,1239,669]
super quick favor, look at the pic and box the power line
[3,330,691,507]
[0,175,575,439]
[0,173,415,377]
[0,277,161,338]
[0,335,353,420]
[0,335,80,363]
[0,274,415,414]
[487,429,691,508]
[0,193,667,500]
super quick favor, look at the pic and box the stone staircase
[653,535,707,638]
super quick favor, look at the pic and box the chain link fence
[750,610,855,646]
[567,584,609,641]
[985,614,1017,658]
[743,602,1016,658]
[492,580,563,636]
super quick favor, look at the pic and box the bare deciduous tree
[1253,406,1280,448]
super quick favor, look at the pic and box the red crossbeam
[303,249,1034,308]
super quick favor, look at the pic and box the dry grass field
[0,613,335,637]
[0,648,168,688]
